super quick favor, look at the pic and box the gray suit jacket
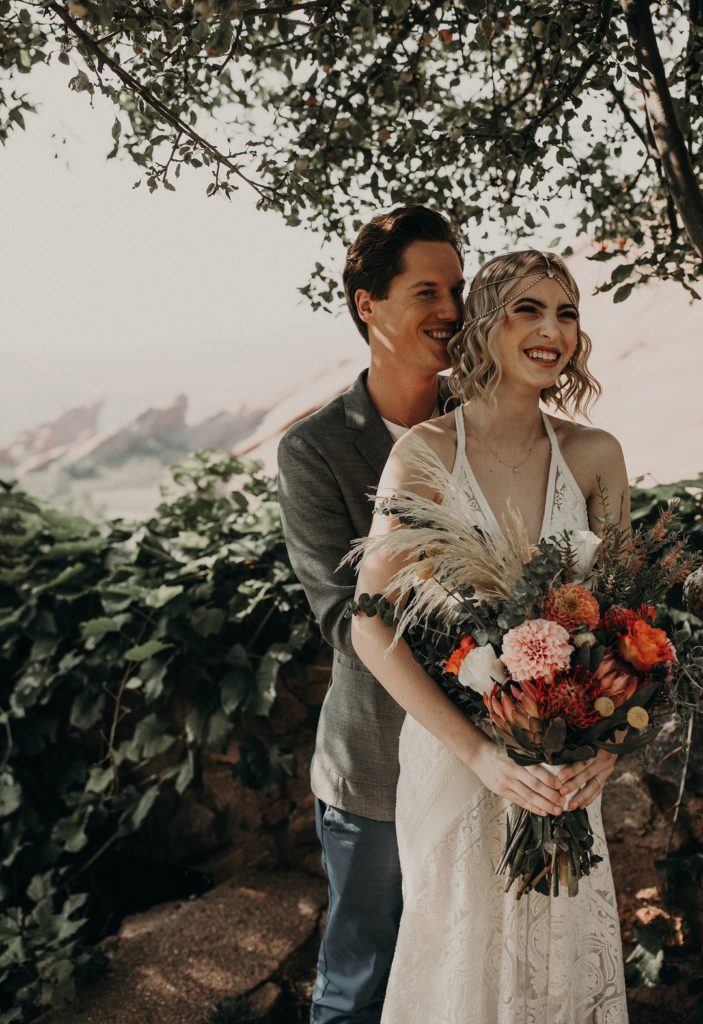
[277,369,454,820]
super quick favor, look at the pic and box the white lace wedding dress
[381,408,628,1024]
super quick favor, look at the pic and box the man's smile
[423,327,457,342]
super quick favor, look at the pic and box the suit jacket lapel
[343,370,393,478]
[343,369,461,478]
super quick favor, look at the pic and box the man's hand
[470,742,565,817]
[557,748,618,810]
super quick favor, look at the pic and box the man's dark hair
[342,206,465,342]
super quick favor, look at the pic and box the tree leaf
[613,282,635,303]
[124,639,172,661]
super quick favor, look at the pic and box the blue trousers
[310,799,403,1024]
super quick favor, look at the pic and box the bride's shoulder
[401,408,458,472]
[547,416,624,465]
[548,415,626,456]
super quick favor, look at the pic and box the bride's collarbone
[468,444,553,537]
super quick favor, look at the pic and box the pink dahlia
[501,618,573,682]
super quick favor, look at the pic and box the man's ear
[355,288,374,325]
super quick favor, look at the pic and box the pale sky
[1,63,363,444]
[1,61,575,446]
[2,60,699,490]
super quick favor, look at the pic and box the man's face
[358,241,465,374]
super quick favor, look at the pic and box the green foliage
[1,2,702,298]
[0,450,317,1022]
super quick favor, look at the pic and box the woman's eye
[515,305,538,314]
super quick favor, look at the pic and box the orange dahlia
[444,635,477,676]
[544,583,600,632]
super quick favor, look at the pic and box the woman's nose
[538,314,560,339]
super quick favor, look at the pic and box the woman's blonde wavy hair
[447,249,601,418]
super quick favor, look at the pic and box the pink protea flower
[501,618,573,682]
[592,652,639,707]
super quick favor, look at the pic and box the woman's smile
[523,346,561,366]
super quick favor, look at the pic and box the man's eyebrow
[511,295,578,311]
[409,278,466,290]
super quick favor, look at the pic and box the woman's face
[490,273,579,391]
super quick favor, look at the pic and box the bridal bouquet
[348,440,695,899]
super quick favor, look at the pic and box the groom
[277,206,465,1023]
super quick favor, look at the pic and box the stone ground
[37,871,325,1024]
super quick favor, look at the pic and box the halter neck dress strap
[539,410,590,534]
[541,409,559,451]
[452,405,466,476]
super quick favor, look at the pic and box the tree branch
[608,82,650,152]
[609,82,680,241]
[47,1,280,202]
[527,1,615,131]
[622,0,703,257]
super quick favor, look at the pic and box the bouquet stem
[500,803,603,899]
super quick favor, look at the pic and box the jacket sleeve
[277,430,361,659]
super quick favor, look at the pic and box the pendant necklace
[474,428,541,475]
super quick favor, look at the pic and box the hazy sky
[2,62,367,443]
[1,61,579,447]
[5,58,698,483]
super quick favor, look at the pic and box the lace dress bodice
[450,404,590,543]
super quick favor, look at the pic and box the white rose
[569,529,602,583]
[457,644,507,694]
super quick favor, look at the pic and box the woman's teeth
[525,349,559,364]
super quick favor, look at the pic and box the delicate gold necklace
[474,425,544,475]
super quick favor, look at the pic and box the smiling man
[277,207,464,1024]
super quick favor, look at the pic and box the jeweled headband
[465,251,578,327]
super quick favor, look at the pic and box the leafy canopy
[1,1,702,302]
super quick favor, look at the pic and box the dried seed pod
[683,565,703,619]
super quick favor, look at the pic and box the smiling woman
[349,245,631,1023]
[449,248,601,419]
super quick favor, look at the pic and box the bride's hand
[471,742,565,817]
[556,748,618,809]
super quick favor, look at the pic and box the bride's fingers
[560,752,617,795]
[525,764,562,791]
[569,775,604,809]
[509,779,564,817]
[559,762,593,794]
[556,765,585,786]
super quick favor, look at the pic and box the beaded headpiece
[466,251,578,327]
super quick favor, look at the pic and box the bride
[351,249,630,1024]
